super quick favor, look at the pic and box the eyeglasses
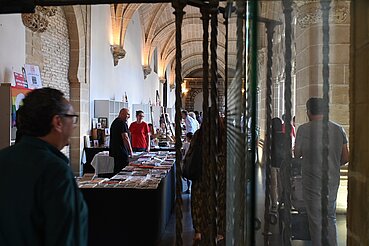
[60,114,79,124]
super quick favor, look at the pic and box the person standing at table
[109,108,133,173]
[0,87,88,246]
[181,110,199,134]
[129,110,150,152]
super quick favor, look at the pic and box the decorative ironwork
[110,44,126,66]
[21,6,57,33]
[321,0,331,245]
[172,1,187,245]
[207,0,219,244]
[282,0,294,245]
[200,5,210,245]
[263,21,277,246]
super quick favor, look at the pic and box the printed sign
[13,72,28,88]
[24,64,42,89]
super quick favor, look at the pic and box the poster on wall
[11,86,32,127]
[13,72,28,89]
[24,64,42,89]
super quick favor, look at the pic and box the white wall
[0,14,25,83]
[90,5,114,101]
[90,6,160,125]
[166,66,176,108]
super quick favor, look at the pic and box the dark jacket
[0,136,88,246]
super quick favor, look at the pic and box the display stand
[94,100,128,128]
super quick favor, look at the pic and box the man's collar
[20,136,69,163]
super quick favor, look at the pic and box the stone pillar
[64,5,91,175]
[349,0,369,244]
[295,0,350,134]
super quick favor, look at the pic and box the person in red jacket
[129,110,150,152]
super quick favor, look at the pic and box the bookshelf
[94,100,128,127]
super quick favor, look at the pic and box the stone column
[295,0,350,133]
[349,0,369,244]
[64,5,91,175]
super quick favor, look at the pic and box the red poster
[13,72,28,89]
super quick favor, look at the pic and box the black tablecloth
[81,166,175,246]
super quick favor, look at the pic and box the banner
[11,86,32,127]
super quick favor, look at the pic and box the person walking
[294,97,349,246]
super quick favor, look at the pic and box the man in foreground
[0,87,88,246]
[294,97,349,246]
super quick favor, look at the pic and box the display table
[78,152,176,245]
[90,151,114,175]
[151,146,175,152]
[82,147,109,174]
[83,147,175,175]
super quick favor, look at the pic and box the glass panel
[226,0,349,245]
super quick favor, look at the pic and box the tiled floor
[158,167,347,245]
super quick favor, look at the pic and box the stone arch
[185,88,202,111]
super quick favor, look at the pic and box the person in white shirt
[181,110,199,134]
[188,112,201,128]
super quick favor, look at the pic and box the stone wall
[40,8,70,98]
[25,7,71,157]
[295,1,350,134]
[24,6,91,172]
[26,7,70,98]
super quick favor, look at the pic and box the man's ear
[52,115,63,133]
[306,111,312,121]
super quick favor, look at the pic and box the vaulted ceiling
[112,2,240,84]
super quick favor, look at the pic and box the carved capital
[159,77,166,84]
[169,83,175,91]
[36,6,57,17]
[111,45,126,66]
[142,65,152,79]
[296,1,349,29]
[21,6,57,33]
